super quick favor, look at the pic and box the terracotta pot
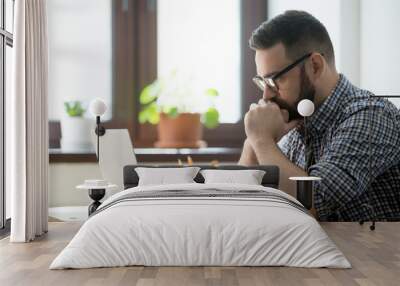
[155,113,206,148]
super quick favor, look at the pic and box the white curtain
[9,0,49,242]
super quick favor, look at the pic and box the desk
[49,147,242,163]
[0,222,399,285]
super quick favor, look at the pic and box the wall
[49,163,101,207]
[268,0,400,106]
[339,0,360,87]
[360,0,400,106]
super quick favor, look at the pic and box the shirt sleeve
[309,104,400,220]
[277,133,290,157]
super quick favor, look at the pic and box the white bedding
[50,183,351,269]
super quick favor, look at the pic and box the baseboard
[0,218,11,239]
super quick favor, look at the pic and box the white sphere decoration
[297,99,315,117]
[89,98,107,116]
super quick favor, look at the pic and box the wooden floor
[0,222,399,286]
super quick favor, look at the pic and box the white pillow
[135,167,200,186]
[200,169,266,185]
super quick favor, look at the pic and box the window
[47,0,268,154]
[47,0,113,122]
[113,0,267,147]
[1,0,14,230]
[157,0,241,123]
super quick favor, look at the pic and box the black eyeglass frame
[253,52,314,92]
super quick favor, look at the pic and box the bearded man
[239,10,400,221]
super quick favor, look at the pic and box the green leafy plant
[138,72,220,129]
[64,101,86,117]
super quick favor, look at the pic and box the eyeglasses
[252,52,313,92]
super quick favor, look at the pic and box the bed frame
[123,165,279,189]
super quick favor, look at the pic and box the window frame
[0,0,14,231]
[110,0,268,148]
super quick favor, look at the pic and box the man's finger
[280,109,289,122]
[249,103,258,110]
[258,99,267,105]
[265,101,279,109]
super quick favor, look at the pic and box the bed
[50,165,350,269]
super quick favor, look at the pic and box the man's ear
[308,53,324,81]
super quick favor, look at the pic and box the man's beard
[271,66,315,121]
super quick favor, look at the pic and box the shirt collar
[307,74,351,133]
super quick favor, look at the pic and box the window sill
[49,147,241,163]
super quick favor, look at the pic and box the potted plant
[61,101,93,150]
[139,72,220,148]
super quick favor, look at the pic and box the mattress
[50,183,351,269]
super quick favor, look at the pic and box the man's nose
[262,86,277,102]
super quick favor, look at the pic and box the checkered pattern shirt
[279,74,400,221]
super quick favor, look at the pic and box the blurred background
[46,0,400,150]
[2,0,396,221]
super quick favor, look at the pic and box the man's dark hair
[249,10,335,66]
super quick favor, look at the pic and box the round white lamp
[90,98,107,117]
[89,98,107,161]
[297,99,315,117]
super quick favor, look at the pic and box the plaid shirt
[279,74,400,221]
